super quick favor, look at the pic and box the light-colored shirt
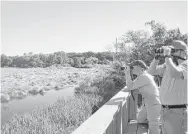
[128,71,161,105]
[148,59,187,105]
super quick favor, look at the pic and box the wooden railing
[71,89,137,134]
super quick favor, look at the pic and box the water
[1,86,75,126]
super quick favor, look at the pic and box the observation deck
[72,88,152,134]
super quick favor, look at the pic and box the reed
[1,94,101,134]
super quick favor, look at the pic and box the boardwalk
[71,89,153,134]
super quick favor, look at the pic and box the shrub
[75,67,126,108]
[72,57,82,68]
[80,64,93,68]
[111,60,122,71]
[85,57,98,65]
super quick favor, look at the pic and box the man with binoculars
[148,40,187,134]
[122,60,161,134]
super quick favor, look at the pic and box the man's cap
[128,60,148,70]
[171,40,187,51]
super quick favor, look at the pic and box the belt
[162,104,187,109]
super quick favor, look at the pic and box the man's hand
[125,65,133,87]
[125,65,131,75]
[162,46,173,56]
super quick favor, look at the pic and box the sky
[1,1,187,56]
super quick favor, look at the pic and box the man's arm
[162,46,187,79]
[165,58,187,79]
[122,74,149,92]
[122,68,133,92]
[125,68,133,87]
[147,58,165,77]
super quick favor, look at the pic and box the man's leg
[137,104,148,123]
[146,104,161,134]
[182,107,187,134]
[161,107,187,134]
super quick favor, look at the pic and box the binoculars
[154,48,176,54]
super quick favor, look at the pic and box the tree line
[1,51,114,68]
[1,20,187,68]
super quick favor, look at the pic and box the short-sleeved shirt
[149,60,187,105]
[129,71,161,105]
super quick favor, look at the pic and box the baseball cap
[171,40,187,51]
[128,60,148,70]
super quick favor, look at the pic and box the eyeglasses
[171,49,184,53]
[120,67,125,70]
[172,49,187,60]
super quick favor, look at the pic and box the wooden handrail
[71,90,137,134]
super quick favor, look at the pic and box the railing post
[128,94,137,121]
[115,106,122,134]
[122,98,129,134]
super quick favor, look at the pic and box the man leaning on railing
[147,40,187,134]
[122,60,161,134]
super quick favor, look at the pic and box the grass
[1,94,102,134]
[1,64,126,134]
